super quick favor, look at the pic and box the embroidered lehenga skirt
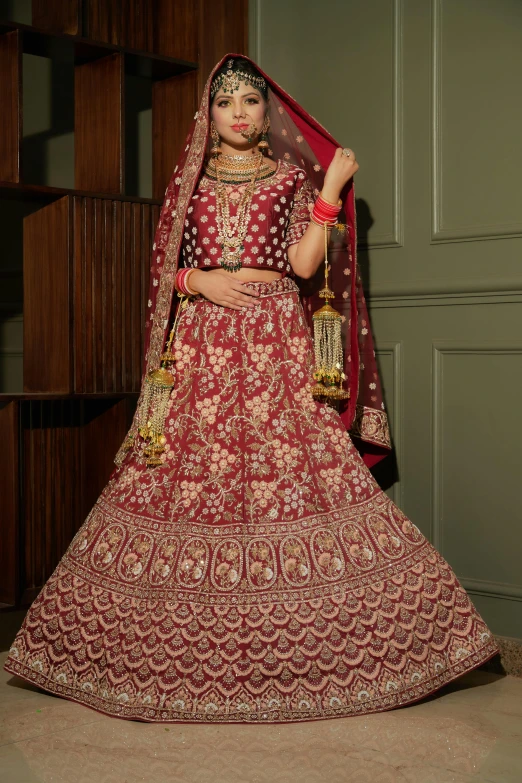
[4,276,498,723]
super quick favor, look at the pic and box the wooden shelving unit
[0,0,248,607]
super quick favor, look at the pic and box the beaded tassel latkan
[135,295,191,467]
[311,223,350,402]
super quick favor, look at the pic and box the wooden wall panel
[85,0,153,48]
[152,70,198,199]
[154,0,198,61]
[197,0,249,97]
[32,0,81,34]
[21,400,83,604]
[84,0,198,60]
[75,53,124,194]
[19,398,132,605]
[72,197,157,392]
[0,401,19,605]
[0,31,21,183]
[23,197,71,394]
[81,398,135,515]
[122,0,154,52]
[84,0,121,46]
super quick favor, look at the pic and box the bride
[4,54,498,723]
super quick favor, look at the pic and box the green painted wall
[250,0,522,639]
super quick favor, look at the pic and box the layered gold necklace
[205,152,275,184]
[206,153,267,272]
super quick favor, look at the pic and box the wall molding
[251,0,404,249]
[460,577,522,603]
[432,340,522,600]
[248,0,261,63]
[369,288,522,309]
[375,340,403,507]
[431,0,522,244]
[361,0,403,249]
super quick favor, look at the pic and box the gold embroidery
[350,404,392,449]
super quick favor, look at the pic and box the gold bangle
[309,215,335,229]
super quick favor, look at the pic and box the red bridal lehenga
[4,55,498,723]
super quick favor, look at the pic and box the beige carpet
[1,650,522,782]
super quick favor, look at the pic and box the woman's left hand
[321,147,359,203]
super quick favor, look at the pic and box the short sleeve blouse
[182,160,315,277]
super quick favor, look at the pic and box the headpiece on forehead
[115,53,391,469]
[210,57,268,100]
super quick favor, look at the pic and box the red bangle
[312,208,340,226]
[175,267,197,295]
[316,195,342,213]
[174,268,186,293]
[312,210,337,225]
[311,194,342,227]
[316,194,342,211]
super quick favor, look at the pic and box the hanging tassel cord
[135,292,192,467]
[310,221,350,402]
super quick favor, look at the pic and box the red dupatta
[117,53,391,468]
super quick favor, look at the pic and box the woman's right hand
[188,269,260,311]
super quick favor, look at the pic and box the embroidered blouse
[182,160,315,278]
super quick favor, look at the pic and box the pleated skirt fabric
[4,276,498,723]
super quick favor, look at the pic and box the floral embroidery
[182,161,312,275]
[5,233,496,724]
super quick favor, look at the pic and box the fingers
[233,282,260,296]
[228,294,257,308]
[220,290,259,310]
[231,286,259,303]
[335,146,357,164]
[205,279,262,310]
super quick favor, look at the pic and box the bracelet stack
[311,194,342,228]
[175,267,198,296]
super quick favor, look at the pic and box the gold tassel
[311,222,350,402]
[136,294,191,467]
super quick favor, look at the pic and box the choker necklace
[205,152,276,184]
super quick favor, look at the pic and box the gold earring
[258,115,271,155]
[210,120,222,157]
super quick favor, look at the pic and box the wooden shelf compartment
[0,396,135,606]
[0,29,22,183]
[152,69,199,200]
[32,0,81,36]
[75,51,124,194]
[0,18,199,77]
[0,180,162,204]
[23,195,158,395]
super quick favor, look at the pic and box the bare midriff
[201,267,283,282]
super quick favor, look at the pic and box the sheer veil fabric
[117,53,392,469]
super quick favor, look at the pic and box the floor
[1,651,521,783]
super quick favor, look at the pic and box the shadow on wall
[22,53,75,189]
[356,196,400,494]
[0,200,33,394]
[0,0,32,25]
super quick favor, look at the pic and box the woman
[4,54,498,723]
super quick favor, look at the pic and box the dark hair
[211,57,268,101]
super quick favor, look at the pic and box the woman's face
[210,81,267,152]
